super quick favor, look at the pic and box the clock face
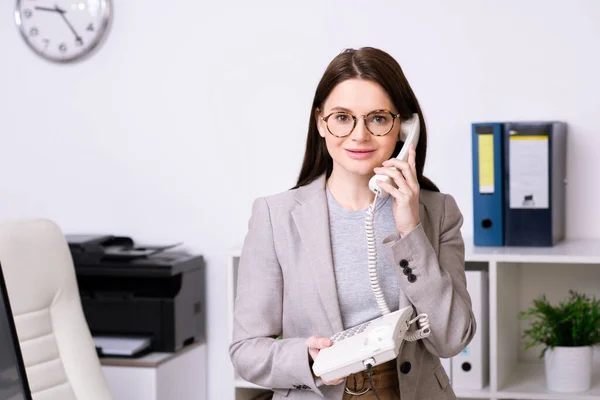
[15,0,111,63]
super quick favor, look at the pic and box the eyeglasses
[320,109,399,137]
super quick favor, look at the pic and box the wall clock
[15,0,112,63]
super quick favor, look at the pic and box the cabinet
[100,342,206,400]
[228,238,600,400]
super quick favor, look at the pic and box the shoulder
[252,174,326,215]
[255,187,300,213]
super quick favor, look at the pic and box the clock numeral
[75,37,84,47]
[24,9,33,18]
[87,23,94,32]
[59,43,67,53]
[43,39,50,49]
[29,27,38,37]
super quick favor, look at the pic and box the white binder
[451,270,489,389]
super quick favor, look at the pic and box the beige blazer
[229,174,476,399]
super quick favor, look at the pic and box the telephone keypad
[330,321,371,343]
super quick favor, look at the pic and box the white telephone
[311,113,430,383]
[368,113,421,197]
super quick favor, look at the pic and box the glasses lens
[327,112,354,136]
[366,111,394,136]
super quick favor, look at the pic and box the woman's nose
[350,118,370,142]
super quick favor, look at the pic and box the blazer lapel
[291,175,344,335]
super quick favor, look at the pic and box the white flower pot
[544,346,593,393]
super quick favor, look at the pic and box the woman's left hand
[373,143,420,237]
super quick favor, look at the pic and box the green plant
[519,290,600,357]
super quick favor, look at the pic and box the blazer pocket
[433,365,450,389]
[272,388,290,397]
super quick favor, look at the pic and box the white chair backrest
[0,218,113,400]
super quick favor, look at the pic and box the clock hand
[54,4,82,42]
[34,6,60,12]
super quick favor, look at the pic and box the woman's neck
[326,169,376,211]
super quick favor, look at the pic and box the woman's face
[316,78,401,178]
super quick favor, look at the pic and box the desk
[100,342,206,400]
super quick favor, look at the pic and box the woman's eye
[335,114,350,122]
[370,115,389,124]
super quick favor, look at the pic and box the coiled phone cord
[365,192,391,315]
[405,313,431,341]
[365,193,431,341]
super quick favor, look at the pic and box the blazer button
[399,259,409,268]
[408,274,417,283]
[400,361,411,374]
[403,267,412,276]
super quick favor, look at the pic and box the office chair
[0,218,114,400]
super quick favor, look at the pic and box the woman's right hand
[306,335,345,386]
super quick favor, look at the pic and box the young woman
[230,47,476,400]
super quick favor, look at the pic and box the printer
[66,234,205,356]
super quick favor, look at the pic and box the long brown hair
[294,47,439,192]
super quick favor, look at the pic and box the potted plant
[519,290,600,393]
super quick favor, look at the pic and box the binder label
[509,135,549,209]
[478,134,494,194]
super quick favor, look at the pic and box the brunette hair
[294,47,439,192]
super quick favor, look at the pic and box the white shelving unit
[228,237,600,400]
[101,342,207,400]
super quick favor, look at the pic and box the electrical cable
[364,360,381,400]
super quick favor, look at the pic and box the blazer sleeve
[229,197,325,396]
[382,193,476,358]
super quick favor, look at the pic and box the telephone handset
[312,112,430,383]
[368,113,420,197]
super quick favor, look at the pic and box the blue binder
[502,121,567,246]
[471,123,504,246]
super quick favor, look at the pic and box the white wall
[1,0,600,399]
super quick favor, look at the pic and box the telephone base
[311,306,413,382]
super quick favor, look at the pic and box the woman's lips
[345,149,375,160]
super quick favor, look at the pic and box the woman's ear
[397,119,406,142]
[315,108,326,138]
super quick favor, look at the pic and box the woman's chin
[342,163,379,178]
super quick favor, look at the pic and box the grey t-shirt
[326,187,401,330]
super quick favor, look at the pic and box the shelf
[234,375,492,398]
[234,238,600,264]
[235,373,492,398]
[229,240,600,400]
[454,386,492,398]
[497,362,600,399]
[464,238,600,264]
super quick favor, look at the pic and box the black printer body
[67,235,205,354]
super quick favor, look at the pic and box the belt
[344,360,398,396]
